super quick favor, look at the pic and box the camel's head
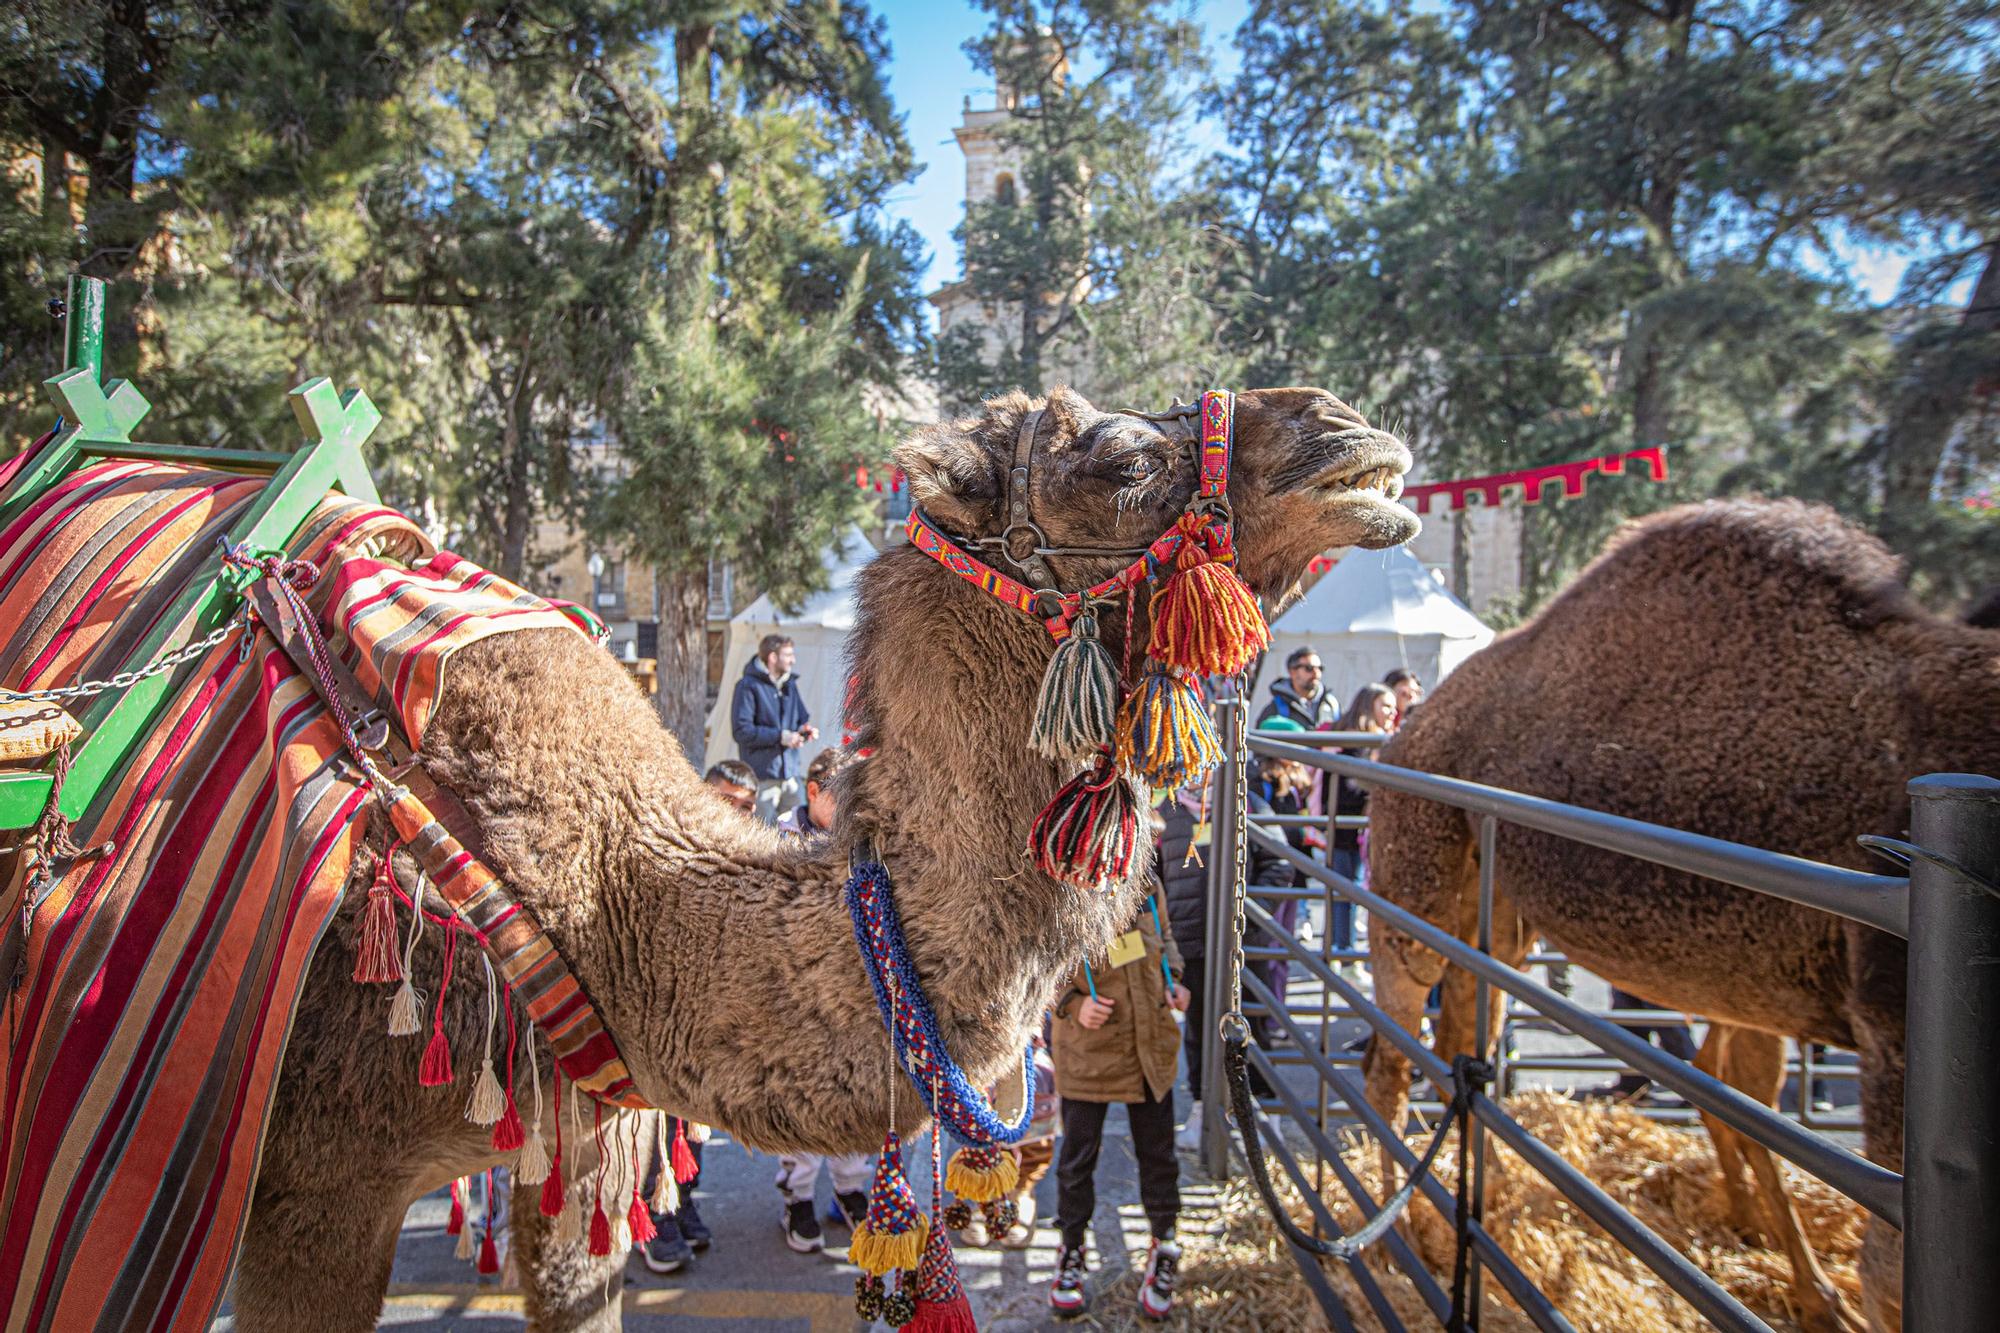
[897,385,1417,598]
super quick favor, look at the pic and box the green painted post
[63,275,105,384]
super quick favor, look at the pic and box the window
[994,173,1017,207]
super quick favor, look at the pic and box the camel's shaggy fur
[1363,498,2000,1333]
[232,384,1418,1330]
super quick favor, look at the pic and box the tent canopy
[1256,545,1493,720]
[702,526,875,773]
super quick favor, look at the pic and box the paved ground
[215,902,1861,1329]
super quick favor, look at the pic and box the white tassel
[553,1195,583,1246]
[387,872,428,1037]
[465,957,505,1124]
[455,1216,476,1262]
[513,1020,552,1184]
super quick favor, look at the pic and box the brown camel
[227,385,1419,1330]
[1362,498,2000,1333]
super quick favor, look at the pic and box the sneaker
[678,1197,712,1251]
[829,1190,869,1231]
[1049,1243,1088,1317]
[642,1213,693,1274]
[1138,1238,1181,1319]
[1175,1102,1205,1152]
[783,1198,824,1254]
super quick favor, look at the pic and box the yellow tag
[1106,930,1146,969]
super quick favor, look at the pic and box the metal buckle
[999,520,1046,565]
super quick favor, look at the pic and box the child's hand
[1169,985,1191,1013]
[1077,996,1116,1029]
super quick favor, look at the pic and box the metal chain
[0,617,247,704]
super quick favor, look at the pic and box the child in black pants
[1046,896,1189,1320]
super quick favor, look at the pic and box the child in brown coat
[1046,894,1189,1320]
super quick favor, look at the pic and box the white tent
[702,526,876,774]
[1255,545,1494,720]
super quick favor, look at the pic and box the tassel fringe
[906,1226,978,1332]
[1115,669,1221,788]
[517,1117,551,1183]
[492,1102,525,1151]
[352,883,401,984]
[476,1228,499,1275]
[587,1199,612,1256]
[387,980,422,1036]
[1027,753,1139,890]
[446,1178,466,1235]
[944,1147,1018,1203]
[626,1194,657,1245]
[1028,611,1119,761]
[418,924,458,1086]
[851,1133,929,1277]
[1146,521,1268,676]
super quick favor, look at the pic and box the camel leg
[1362,923,1444,1190]
[515,1112,645,1332]
[232,1178,409,1332]
[1696,1027,1862,1333]
[1691,1024,1765,1241]
[1850,1018,1903,1333]
[1432,896,1530,1072]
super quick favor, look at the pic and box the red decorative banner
[1403,447,1668,515]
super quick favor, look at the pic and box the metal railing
[1197,696,2000,1331]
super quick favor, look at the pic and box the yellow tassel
[850,1215,929,1277]
[1115,670,1221,788]
[945,1148,1019,1203]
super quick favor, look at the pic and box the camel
[1360,498,2000,1333]
[222,385,1420,1330]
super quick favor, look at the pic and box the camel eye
[1123,456,1159,482]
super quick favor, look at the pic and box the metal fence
[1195,693,2000,1331]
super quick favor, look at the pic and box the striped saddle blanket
[0,458,601,1331]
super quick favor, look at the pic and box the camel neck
[832,544,1143,1078]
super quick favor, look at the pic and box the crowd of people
[612,634,1427,1319]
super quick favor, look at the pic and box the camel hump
[1583,497,1915,631]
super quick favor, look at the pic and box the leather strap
[999,409,1055,589]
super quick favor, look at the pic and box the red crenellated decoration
[1403,447,1668,515]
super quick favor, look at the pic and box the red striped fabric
[0,459,629,1332]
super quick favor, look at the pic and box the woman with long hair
[1326,683,1398,968]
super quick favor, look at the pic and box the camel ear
[1042,386,1094,447]
[895,417,1007,533]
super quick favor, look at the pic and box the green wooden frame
[0,278,383,831]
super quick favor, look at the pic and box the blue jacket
[730,657,811,780]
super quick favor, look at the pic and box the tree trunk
[1879,239,1999,534]
[499,403,532,582]
[652,564,710,755]
[1451,508,1471,605]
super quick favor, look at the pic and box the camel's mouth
[1300,431,1418,547]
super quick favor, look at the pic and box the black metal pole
[1902,772,2000,1333]
[1199,692,1241,1179]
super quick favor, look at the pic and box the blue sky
[870,0,1911,312]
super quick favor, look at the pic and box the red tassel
[539,1069,567,1218]
[492,1103,525,1152]
[906,1225,978,1331]
[585,1101,612,1255]
[671,1119,698,1185]
[477,1228,499,1274]
[1147,515,1269,676]
[476,1168,500,1273]
[417,924,457,1087]
[539,1161,566,1218]
[352,864,401,984]
[1027,752,1139,889]
[627,1193,657,1245]
[446,1178,465,1236]
[625,1114,657,1244]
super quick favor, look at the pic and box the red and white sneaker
[1049,1243,1088,1317]
[1138,1238,1181,1320]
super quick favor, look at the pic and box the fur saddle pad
[0,458,597,1333]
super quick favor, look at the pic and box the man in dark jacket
[729,634,817,823]
[1256,646,1340,729]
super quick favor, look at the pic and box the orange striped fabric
[0,459,630,1332]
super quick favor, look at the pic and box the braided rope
[844,860,1032,1149]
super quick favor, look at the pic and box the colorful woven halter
[905,390,1237,641]
[902,389,1271,891]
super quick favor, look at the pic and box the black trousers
[1056,1088,1179,1249]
